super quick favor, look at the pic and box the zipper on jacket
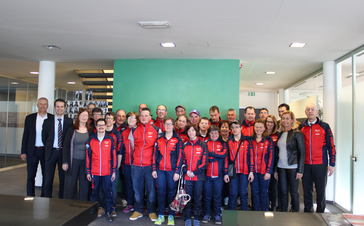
[211,141,215,177]
[255,143,258,173]
[164,138,168,171]
[310,126,312,164]
[99,139,102,176]
[190,142,194,180]
[141,126,146,167]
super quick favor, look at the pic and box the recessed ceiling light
[265,71,275,74]
[43,45,61,50]
[11,82,18,85]
[256,83,263,85]
[161,43,176,48]
[138,21,170,28]
[103,70,114,73]
[67,82,76,84]
[30,71,39,74]
[289,43,306,48]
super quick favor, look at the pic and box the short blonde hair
[279,110,297,131]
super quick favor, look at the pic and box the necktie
[58,118,63,148]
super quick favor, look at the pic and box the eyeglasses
[97,124,105,127]
[93,114,102,117]
[128,117,136,120]
[105,117,114,121]
[165,123,173,126]
[157,109,166,112]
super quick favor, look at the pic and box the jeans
[131,165,156,214]
[184,180,203,221]
[156,169,178,215]
[229,173,249,210]
[204,176,223,216]
[250,173,270,211]
[90,175,113,213]
[302,164,328,213]
[123,164,134,206]
[278,167,300,212]
[100,169,119,209]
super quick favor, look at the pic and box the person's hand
[274,172,278,180]
[111,172,116,182]
[87,174,92,182]
[264,173,271,180]
[328,166,335,176]
[173,173,180,181]
[21,154,26,161]
[152,171,158,179]
[224,175,230,183]
[248,172,254,182]
[296,173,303,180]
[187,171,195,178]
[62,164,68,171]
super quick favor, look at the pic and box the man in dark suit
[21,97,52,197]
[42,99,73,198]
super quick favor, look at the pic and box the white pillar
[323,60,336,202]
[278,88,285,105]
[35,61,56,187]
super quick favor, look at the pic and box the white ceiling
[1,0,364,92]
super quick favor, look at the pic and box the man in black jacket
[21,97,52,196]
[42,99,73,198]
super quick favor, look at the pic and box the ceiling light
[161,43,176,47]
[256,83,263,85]
[30,71,39,74]
[265,71,275,74]
[103,70,114,73]
[138,21,170,28]
[289,43,306,48]
[43,45,61,50]
[11,82,18,85]
[67,82,76,84]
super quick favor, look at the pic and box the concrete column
[35,61,56,187]
[278,88,285,105]
[323,60,336,202]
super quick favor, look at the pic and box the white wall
[239,91,278,117]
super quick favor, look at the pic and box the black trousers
[44,148,64,198]
[269,173,278,209]
[26,147,45,197]
[278,167,300,212]
[63,158,90,200]
[302,164,328,213]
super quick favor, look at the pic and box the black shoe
[107,212,113,222]
[275,206,281,212]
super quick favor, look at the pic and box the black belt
[52,148,62,151]
[35,146,45,149]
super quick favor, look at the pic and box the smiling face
[189,113,200,125]
[127,114,137,127]
[79,111,89,124]
[177,116,187,129]
[156,105,167,120]
[164,119,174,133]
[176,107,186,116]
[281,113,294,130]
[96,120,106,133]
[266,117,275,132]
[227,110,237,122]
[231,123,242,136]
[55,101,65,117]
[259,110,268,120]
[105,115,115,127]
[140,110,151,124]
[305,103,318,122]
[210,130,219,141]
[116,110,126,125]
[254,122,265,137]
[220,122,230,136]
[37,98,48,114]
[244,108,256,122]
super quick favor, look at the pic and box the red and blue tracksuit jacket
[106,127,124,165]
[177,139,208,181]
[298,117,336,167]
[206,137,228,177]
[86,133,116,176]
[250,137,275,175]
[153,118,165,132]
[176,128,189,144]
[241,119,255,137]
[121,127,133,166]
[132,122,160,167]
[152,131,183,173]
[198,131,209,143]
[114,122,127,132]
[227,134,253,174]
[209,117,222,127]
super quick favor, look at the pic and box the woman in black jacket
[62,108,94,200]
[274,110,305,212]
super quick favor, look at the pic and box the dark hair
[245,106,255,113]
[185,123,198,137]
[199,117,209,124]
[54,98,66,107]
[141,107,151,115]
[209,106,220,113]
[252,119,269,138]
[96,118,106,126]
[74,108,91,130]
[163,116,175,125]
[92,107,102,114]
[105,111,116,120]
[260,108,269,113]
[278,103,290,110]
[87,103,96,108]
[230,120,242,129]
[265,115,278,134]
[219,120,230,130]
[209,124,220,133]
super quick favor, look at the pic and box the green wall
[113,59,239,119]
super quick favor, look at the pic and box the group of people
[21,99,336,226]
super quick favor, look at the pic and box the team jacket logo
[147,131,154,138]
[314,129,321,136]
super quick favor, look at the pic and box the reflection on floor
[0,155,25,168]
